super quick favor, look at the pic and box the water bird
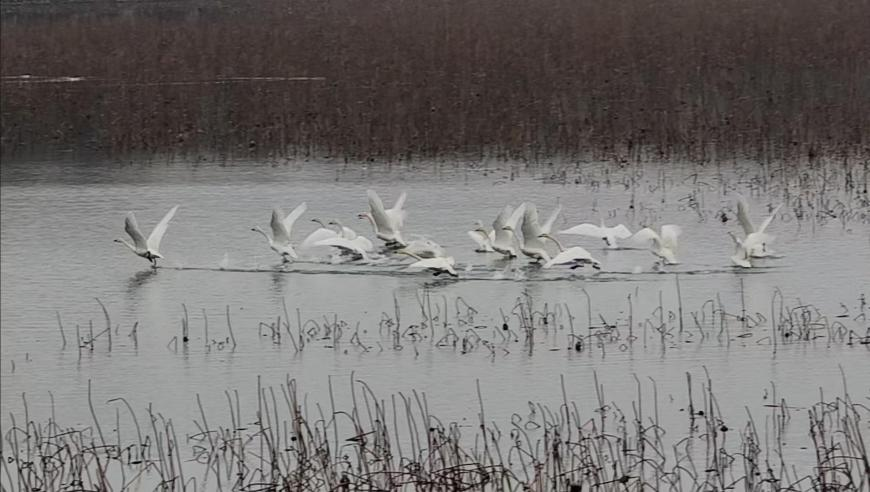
[518,203,562,262]
[467,221,496,252]
[315,220,374,259]
[358,189,407,247]
[539,233,601,269]
[396,249,458,277]
[492,203,527,258]
[727,230,773,268]
[114,205,180,267]
[401,237,447,259]
[251,203,307,262]
[559,219,633,249]
[631,225,682,265]
[736,196,782,257]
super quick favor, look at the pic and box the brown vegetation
[1,0,868,160]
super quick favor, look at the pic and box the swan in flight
[468,221,496,252]
[736,196,782,257]
[539,233,601,270]
[631,225,682,265]
[358,189,407,247]
[518,203,562,261]
[300,219,373,259]
[114,205,180,267]
[402,237,447,259]
[396,249,458,277]
[728,231,774,268]
[560,219,633,249]
[491,203,527,257]
[316,219,374,258]
[251,203,307,262]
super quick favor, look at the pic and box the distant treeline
[1,0,868,161]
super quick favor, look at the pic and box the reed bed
[2,0,868,160]
[48,285,869,363]
[3,369,868,490]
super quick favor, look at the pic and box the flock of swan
[115,190,781,277]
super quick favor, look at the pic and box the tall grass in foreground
[1,0,868,160]
[3,371,868,490]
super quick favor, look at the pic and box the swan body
[402,237,446,259]
[560,219,633,249]
[631,225,682,264]
[300,219,340,250]
[736,196,782,257]
[540,234,601,269]
[114,205,180,267]
[492,203,527,257]
[728,231,774,268]
[359,189,407,247]
[397,249,458,277]
[251,203,307,262]
[313,219,374,258]
[468,221,496,252]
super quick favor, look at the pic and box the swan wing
[520,203,541,239]
[300,228,338,249]
[545,246,596,267]
[630,227,661,247]
[354,236,375,251]
[283,202,307,236]
[505,202,527,230]
[124,212,149,250]
[756,204,782,234]
[468,230,489,249]
[270,208,292,245]
[540,205,562,234]
[315,236,368,255]
[407,257,449,270]
[559,223,604,237]
[736,195,755,235]
[610,224,633,239]
[367,189,394,232]
[660,225,682,250]
[146,205,179,252]
[492,205,514,230]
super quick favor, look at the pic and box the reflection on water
[1,158,868,481]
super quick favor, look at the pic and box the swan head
[113,238,123,243]
[502,225,514,232]
[311,218,327,228]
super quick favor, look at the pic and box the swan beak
[113,239,122,243]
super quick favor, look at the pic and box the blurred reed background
[1,0,868,161]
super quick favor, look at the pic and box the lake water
[1,157,868,487]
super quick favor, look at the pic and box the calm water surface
[1,158,868,472]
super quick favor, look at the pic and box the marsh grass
[1,0,868,160]
[3,369,868,490]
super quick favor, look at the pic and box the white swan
[114,205,180,267]
[560,219,633,249]
[631,225,682,265]
[492,203,527,257]
[251,203,307,262]
[736,196,782,257]
[402,237,446,259]
[518,203,562,261]
[728,231,774,268]
[539,233,601,270]
[300,218,340,250]
[468,221,496,252]
[397,249,458,277]
[317,219,374,257]
[358,189,407,247]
